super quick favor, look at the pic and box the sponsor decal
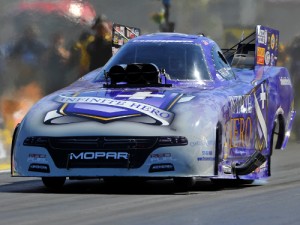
[27,154,48,163]
[271,53,275,66]
[149,163,174,173]
[256,26,279,66]
[280,77,292,86]
[202,150,213,156]
[190,140,205,147]
[196,150,214,161]
[271,34,275,50]
[257,28,267,45]
[230,148,248,157]
[229,95,253,114]
[224,93,256,154]
[226,116,252,148]
[197,157,214,161]
[225,82,269,153]
[28,164,50,173]
[217,67,232,77]
[257,47,265,65]
[189,138,214,147]
[69,152,128,160]
[265,51,270,65]
[150,153,173,162]
[47,91,194,126]
[55,94,173,125]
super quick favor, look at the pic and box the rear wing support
[223,25,279,69]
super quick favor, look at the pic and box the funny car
[11,24,295,189]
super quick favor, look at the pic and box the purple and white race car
[11,25,295,189]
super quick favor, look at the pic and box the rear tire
[42,177,66,189]
[211,178,254,187]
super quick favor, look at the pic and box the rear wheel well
[274,114,285,149]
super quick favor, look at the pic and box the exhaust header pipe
[232,151,266,176]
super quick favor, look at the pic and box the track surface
[1,142,300,225]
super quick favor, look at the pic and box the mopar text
[69,152,128,160]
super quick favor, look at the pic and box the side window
[211,45,235,80]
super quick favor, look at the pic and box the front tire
[173,177,196,191]
[42,177,66,189]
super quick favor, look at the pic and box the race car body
[11,25,295,189]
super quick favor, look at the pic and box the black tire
[237,179,255,185]
[42,177,66,189]
[211,178,254,187]
[173,177,196,191]
[103,177,146,185]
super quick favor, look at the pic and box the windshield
[98,41,211,81]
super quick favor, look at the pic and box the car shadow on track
[0,178,261,195]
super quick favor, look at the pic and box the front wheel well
[11,123,20,176]
[214,122,222,175]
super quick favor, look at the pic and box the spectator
[87,15,112,71]
[287,34,300,84]
[73,31,95,76]
[0,46,5,96]
[287,35,300,140]
[10,26,46,65]
[9,25,46,87]
[43,32,70,95]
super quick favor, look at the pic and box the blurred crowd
[285,34,300,140]
[0,15,112,95]
[0,14,113,162]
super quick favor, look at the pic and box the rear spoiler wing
[223,25,279,68]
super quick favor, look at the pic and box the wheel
[173,177,196,191]
[42,177,66,189]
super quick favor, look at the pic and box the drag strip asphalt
[0,142,300,225]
